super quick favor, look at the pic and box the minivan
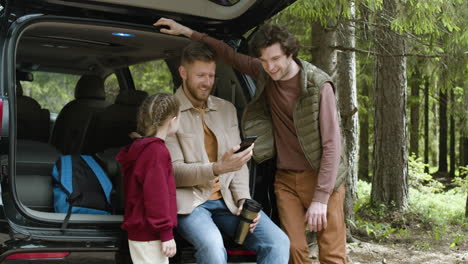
[0,0,296,263]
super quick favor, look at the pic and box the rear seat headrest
[75,75,106,100]
[115,90,148,106]
[16,81,23,96]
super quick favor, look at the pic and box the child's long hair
[131,93,180,139]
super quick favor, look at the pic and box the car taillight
[0,97,8,138]
[6,252,70,259]
[227,249,256,255]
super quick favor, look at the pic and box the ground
[345,241,468,264]
[308,237,468,264]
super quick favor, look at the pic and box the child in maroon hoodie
[116,93,180,264]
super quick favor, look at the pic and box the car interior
[14,19,251,223]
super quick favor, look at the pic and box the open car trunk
[10,0,296,37]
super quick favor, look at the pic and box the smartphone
[235,136,258,153]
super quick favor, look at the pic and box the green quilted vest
[242,59,348,191]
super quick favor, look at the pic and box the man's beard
[184,79,211,102]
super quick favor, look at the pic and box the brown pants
[274,169,346,264]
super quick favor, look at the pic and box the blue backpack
[52,155,113,229]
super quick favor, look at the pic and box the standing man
[156,18,348,264]
[164,42,290,264]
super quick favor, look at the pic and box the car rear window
[19,72,79,114]
[104,73,119,103]
[129,60,174,95]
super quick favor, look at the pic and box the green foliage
[352,181,399,239]
[391,0,464,36]
[21,73,78,114]
[105,74,119,103]
[130,60,174,95]
[349,216,398,240]
[409,187,466,226]
[453,166,468,193]
[354,179,467,241]
[406,157,465,226]
[20,59,174,114]
[408,154,444,193]
[284,0,354,26]
[354,180,372,213]
[357,94,371,116]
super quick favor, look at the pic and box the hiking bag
[52,155,113,230]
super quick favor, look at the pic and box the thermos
[234,199,262,245]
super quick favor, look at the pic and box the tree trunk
[438,86,448,173]
[465,135,468,217]
[460,86,468,173]
[466,193,468,218]
[358,80,370,181]
[462,85,468,217]
[410,68,421,157]
[336,2,358,228]
[310,22,337,77]
[424,78,430,173]
[370,0,408,211]
[449,89,456,177]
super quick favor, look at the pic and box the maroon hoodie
[116,137,177,242]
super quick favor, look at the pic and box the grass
[352,179,468,249]
[409,187,466,226]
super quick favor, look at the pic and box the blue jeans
[177,199,290,264]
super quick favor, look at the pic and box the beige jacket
[166,88,251,215]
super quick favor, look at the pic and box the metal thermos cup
[234,199,262,245]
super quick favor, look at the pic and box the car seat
[82,90,148,154]
[16,81,50,142]
[50,75,110,154]
[16,140,61,212]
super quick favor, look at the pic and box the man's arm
[305,82,341,232]
[315,82,341,204]
[154,18,262,79]
[226,105,251,204]
[165,134,215,187]
[166,132,254,187]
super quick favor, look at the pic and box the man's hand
[305,202,328,232]
[236,199,261,233]
[153,18,193,37]
[161,239,177,258]
[212,144,253,176]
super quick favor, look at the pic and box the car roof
[16,20,191,75]
[10,0,296,38]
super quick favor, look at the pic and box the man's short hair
[181,42,216,65]
[250,24,300,59]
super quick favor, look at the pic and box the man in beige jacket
[165,42,289,264]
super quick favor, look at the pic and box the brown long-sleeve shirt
[191,32,341,204]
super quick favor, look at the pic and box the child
[116,93,180,264]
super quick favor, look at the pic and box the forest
[21,0,467,262]
[267,0,467,262]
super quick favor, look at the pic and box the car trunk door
[10,0,297,38]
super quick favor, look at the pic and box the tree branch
[329,45,445,58]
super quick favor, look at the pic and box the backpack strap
[58,155,77,231]
[62,192,81,230]
[80,155,113,203]
[57,155,73,194]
